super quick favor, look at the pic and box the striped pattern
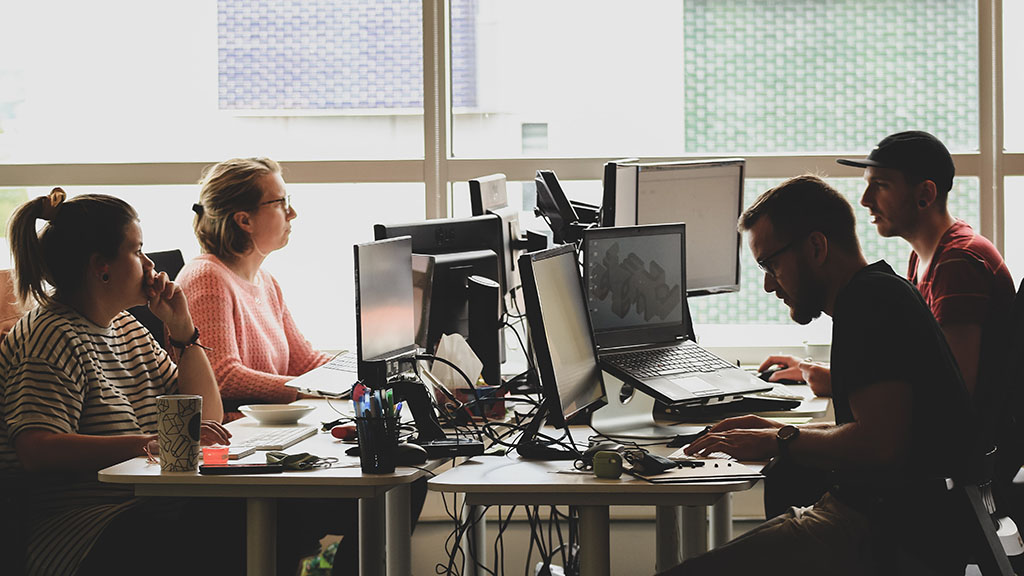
[908,220,1015,327]
[0,304,178,576]
[178,254,329,421]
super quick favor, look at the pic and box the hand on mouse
[758,355,832,397]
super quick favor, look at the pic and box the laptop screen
[583,223,691,349]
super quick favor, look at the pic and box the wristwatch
[776,424,800,460]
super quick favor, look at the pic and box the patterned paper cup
[156,395,202,472]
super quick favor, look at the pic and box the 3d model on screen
[590,242,681,321]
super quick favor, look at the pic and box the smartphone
[199,463,284,475]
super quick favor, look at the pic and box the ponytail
[7,190,138,307]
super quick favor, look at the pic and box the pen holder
[355,415,400,474]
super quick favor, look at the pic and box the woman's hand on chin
[146,271,194,338]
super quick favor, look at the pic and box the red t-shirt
[908,221,1014,327]
[907,220,1016,401]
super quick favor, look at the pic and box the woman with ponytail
[181,160,367,576]
[0,189,233,576]
[179,157,330,423]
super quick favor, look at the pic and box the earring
[918,200,927,207]
[101,273,109,282]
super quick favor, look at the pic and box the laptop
[582,223,771,406]
[285,350,358,398]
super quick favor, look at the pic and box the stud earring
[101,273,109,282]
[918,200,927,207]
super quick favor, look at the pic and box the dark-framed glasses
[756,237,802,278]
[260,195,291,213]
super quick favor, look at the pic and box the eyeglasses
[756,237,802,278]
[259,195,291,213]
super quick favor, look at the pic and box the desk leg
[246,498,276,576]
[360,495,387,576]
[710,494,732,548]
[461,504,487,576]
[577,505,611,576]
[386,484,412,576]
[655,506,683,572]
[680,506,708,561]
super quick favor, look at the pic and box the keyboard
[237,426,318,451]
[752,385,805,402]
[322,350,358,373]
[605,343,736,379]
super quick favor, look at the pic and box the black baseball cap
[837,131,955,193]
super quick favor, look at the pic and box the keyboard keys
[238,426,318,451]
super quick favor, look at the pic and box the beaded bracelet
[168,326,212,352]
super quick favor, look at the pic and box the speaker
[468,275,502,387]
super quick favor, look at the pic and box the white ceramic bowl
[238,404,314,425]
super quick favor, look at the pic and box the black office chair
[127,249,185,347]
[0,476,29,576]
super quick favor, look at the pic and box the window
[0,0,1016,354]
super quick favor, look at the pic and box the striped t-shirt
[0,303,178,576]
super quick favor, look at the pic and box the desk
[99,400,436,576]
[428,454,759,576]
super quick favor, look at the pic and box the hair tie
[192,203,204,216]
[38,187,66,221]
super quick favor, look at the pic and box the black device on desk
[516,243,607,460]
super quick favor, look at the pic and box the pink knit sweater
[178,254,330,421]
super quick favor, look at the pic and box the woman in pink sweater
[179,157,330,421]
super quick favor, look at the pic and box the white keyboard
[238,426,318,451]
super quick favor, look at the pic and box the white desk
[429,454,759,576]
[99,400,435,576]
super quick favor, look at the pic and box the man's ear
[807,231,828,266]
[916,180,938,209]
[233,211,254,233]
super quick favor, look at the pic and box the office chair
[127,249,185,347]
[0,476,28,576]
[954,446,1023,576]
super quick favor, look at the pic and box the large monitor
[374,216,506,387]
[602,158,745,296]
[353,236,418,384]
[518,243,606,429]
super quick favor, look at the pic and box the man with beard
[658,175,978,576]
[761,132,1015,404]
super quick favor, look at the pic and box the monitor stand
[592,374,706,440]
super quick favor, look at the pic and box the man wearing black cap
[762,131,1014,404]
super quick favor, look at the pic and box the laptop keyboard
[322,350,358,372]
[606,343,736,379]
[238,426,318,451]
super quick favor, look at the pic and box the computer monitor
[602,158,745,296]
[534,170,583,245]
[353,236,418,384]
[469,173,521,298]
[374,216,506,386]
[518,243,606,429]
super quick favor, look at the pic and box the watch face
[778,425,799,441]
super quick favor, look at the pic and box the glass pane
[1006,1,1024,152]
[452,0,978,157]
[1005,178,1024,286]
[0,183,425,351]
[0,1,423,163]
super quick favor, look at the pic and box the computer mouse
[758,365,804,386]
[394,442,428,465]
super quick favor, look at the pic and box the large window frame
[0,0,1018,353]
